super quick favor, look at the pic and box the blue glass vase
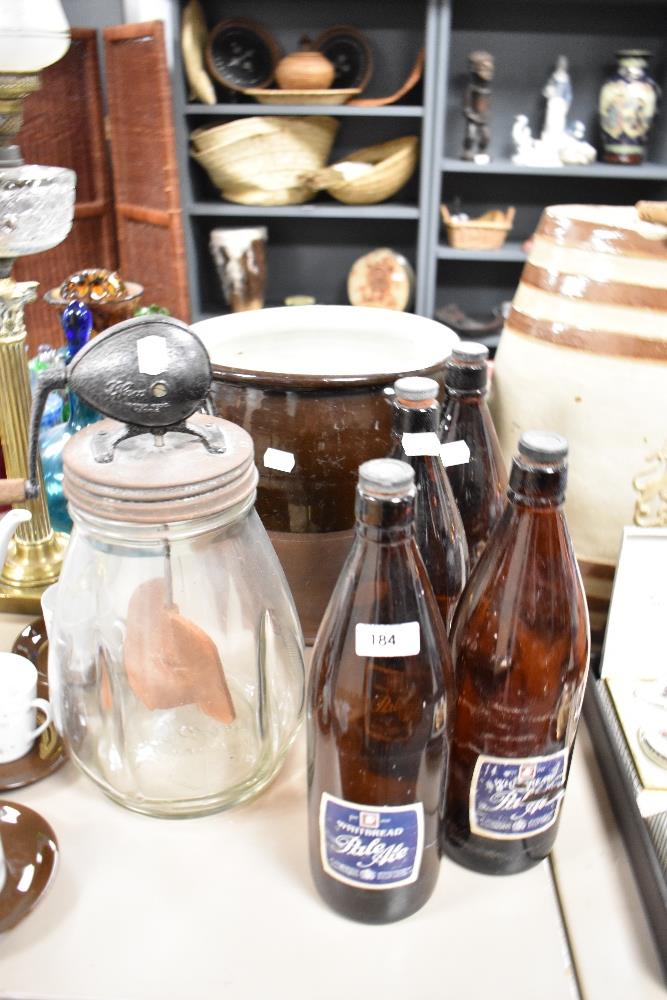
[41,301,102,532]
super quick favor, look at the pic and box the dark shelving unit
[422,0,667,320]
[172,0,667,324]
[172,0,440,320]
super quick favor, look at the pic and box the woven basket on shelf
[440,205,516,250]
[191,116,339,206]
[304,135,418,205]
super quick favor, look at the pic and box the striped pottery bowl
[490,204,667,646]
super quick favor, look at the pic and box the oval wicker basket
[191,116,339,206]
[304,135,418,205]
[441,205,516,250]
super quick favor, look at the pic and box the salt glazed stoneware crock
[491,204,667,646]
[193,305,458,641]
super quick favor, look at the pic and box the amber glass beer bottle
[440,343,507,567]
[307,459,454,922]
[442,432,589,875]
[389,376,468,632]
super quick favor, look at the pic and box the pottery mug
[0,653,52,764]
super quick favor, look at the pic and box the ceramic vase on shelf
[598,50,660,164]
[209,227,267,312]
[274,37,335,91]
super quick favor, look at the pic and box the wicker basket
[191,116,339,206]
[441,205,516,250]
[304,135,418,205]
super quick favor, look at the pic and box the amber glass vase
[307,458,454,923]
[442,432,589,875]
[389,376,468,632]
[440,343,507,568]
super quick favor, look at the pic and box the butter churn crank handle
[25,368,68,499]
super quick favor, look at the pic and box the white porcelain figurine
[511,57,596,167]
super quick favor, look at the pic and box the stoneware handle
[29,698,52,740]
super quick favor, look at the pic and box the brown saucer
[0,799,58,931]
[0,618,67,791]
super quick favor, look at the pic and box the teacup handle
[29,698,52,740]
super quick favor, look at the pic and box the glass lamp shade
[0,165,75,258]
[0,0,70,73]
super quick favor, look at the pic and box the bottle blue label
[469,749,568,840]
[319,793,424,890]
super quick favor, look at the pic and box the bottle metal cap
[450,342,489,364]
[358,458,415,497]
[518,430,568,463]
[393,376,439,402]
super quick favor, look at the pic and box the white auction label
[136,335,169,376]
[440,440,471,467]
[355,621,420,657]
[401,432,442,457]
[263,447,295,473]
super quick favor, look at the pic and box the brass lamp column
[0,73,40,145]
[0,278,67,610]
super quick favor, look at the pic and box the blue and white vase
[599,49,660,164]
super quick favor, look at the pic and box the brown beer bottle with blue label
[442,432,589,875]
[307,459,454,922]
[389,376,468,632]
[440,343,507,568]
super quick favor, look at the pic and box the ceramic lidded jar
[48,412,305,818]
[274,37,335,90]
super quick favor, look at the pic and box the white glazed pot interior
[193,305,457,378]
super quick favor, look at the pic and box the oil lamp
[0,0,74,610]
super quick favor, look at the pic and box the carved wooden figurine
[461,50,494,163]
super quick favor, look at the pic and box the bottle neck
[507,457,567,508]
[391,400,439,436]
[355,489,415,543]
[444,385,487,401]
[444,360,488,396]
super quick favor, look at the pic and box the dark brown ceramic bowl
[194,306,458,641]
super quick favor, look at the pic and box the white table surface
[0,611,662,1000]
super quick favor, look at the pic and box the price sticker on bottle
[263,447,296,473]
[355,622,420,657]
[440,440,471,467]
[401,432,442,457]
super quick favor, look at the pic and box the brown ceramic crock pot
[193,306,458,641]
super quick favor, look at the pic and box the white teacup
[0,653,52,764]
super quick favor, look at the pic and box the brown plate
[313,25,373,92]
[0,618,67,791]
[0,800,58,932]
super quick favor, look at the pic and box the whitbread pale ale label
[469,749,568,840]
[320,793,424,889]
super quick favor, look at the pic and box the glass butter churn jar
[32,316,305,817]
